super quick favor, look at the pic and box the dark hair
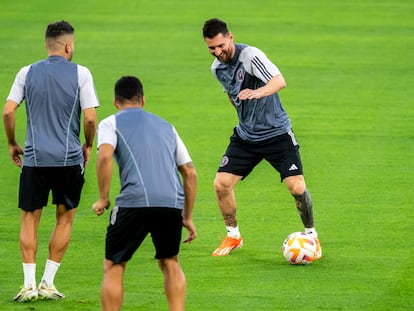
[202,18,229,38]
[45,20,74,38]
[115,76,144,103]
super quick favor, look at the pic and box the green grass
[0,0,413,310]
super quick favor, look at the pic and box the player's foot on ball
[212,236,243,256]
[13,284,38,302]
[38,281,65,300]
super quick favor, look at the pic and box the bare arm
[82,107,97,167]
[92,143,113,216]
[3,100,23,167]
[178,161,197,243]
[238,74,286,100]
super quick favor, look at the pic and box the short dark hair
[115,76,144,104]
[45,20,74,39]
[202,18,229,38]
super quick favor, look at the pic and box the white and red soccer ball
[282,231,322,265]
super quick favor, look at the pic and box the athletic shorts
[18,164,85,211]
[218,128,304,182]
[105,207,183,263]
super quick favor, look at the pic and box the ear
[141,96,145,108]
[228,32,234,42]
[114,99,120,110]
[65,42,71,54]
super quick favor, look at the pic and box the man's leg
[14,209,42,301]
[214,172,242,228]
[157,256,186,311]
[48,204,76,262]
[20,209,42,263]
[102,260,126,311]
[212,172,244,256]
[284,175,317,236]
[37,204,76,299]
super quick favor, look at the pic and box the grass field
[0,0,413,310]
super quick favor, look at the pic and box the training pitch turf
[0,0,412,310]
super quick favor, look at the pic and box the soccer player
[202,18,321,256]
[3,20,99,301]
[92,76,197,311]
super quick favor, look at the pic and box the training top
[7,55,100,167]
[97,107,192,209]
[211,43,292,142]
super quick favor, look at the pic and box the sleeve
[78,65,100,110]
[7,65,31,105]
[173,127,192,166]
[240,46,281,83]
[97,115,117,149]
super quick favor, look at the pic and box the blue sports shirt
[7,56,100,166]
[97,107,192,209]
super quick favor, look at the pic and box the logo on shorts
[289,164,298,171]
[220,156,229,167]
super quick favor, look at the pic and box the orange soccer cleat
[212,236,243,256]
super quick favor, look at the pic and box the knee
[103,259,126,278]
[285,176,306,196]
[213,175,231,194]
[158,257,181,274]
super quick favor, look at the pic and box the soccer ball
[282,232,321,265]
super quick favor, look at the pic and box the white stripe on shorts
[287,129,298,146]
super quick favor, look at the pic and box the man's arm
[82,107,97,167]
[238,74,286,100]
[178,161,197,243]
[92,143,113,216]
[3,100,23,167]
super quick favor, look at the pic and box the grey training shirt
[211,44,292,142]
[7,55,99,166]
[97,107,192,209]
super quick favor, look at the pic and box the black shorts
[218,128,304,181]
[105,207,183,263]
[19,165,85,211]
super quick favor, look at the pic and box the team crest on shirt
[236,69,244,81]
[220,156,229,167]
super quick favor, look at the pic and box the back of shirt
[99,108,185,209]
[7,55,99,167]
[25,56,81,166]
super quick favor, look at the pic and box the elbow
[186,168,198,183]
[85,116,97,127]
[279,76,287,89]
[3,102,17,120]
[84,118,97,134]
[2,110,11,121]
[180,163,198,183]
[274,74,286,90]
[83,108,97,129]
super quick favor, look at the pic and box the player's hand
[9,144,24,167]
[238,88,262,100]
[182,218,197,243]
[82,143,92,167]
[92,198,110,216]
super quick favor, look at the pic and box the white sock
[305,227,318,238]
[23,263,36,288]
[226,225,241,239]
[41,259,60,286]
